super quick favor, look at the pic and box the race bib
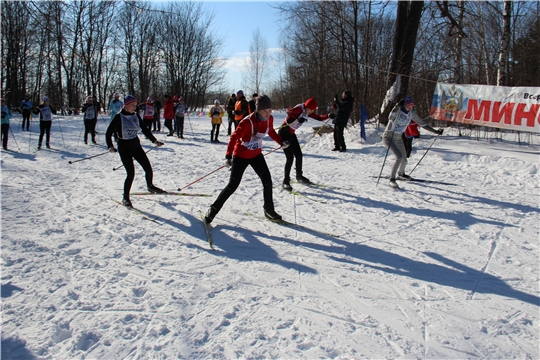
[41,106,52,121]
[120,113,140,140]
[85,105,95,119]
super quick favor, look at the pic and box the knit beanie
[304,96,318,110]
[43,96,50,102]
[404,96,414,107]
[124,95,137,106]
[236,90,244,96]
[256,95,272,111]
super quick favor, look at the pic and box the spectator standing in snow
[152,97,162,132]
[1,98,13,150]
[248,93,258,118]
[383,96,443,189]
[233,90,250,130]
[163,95,175,136]
[109,93,123,120]
[81,95,99,144]
[279,96,329,190]
[207,99,224,143]
[204,95,288,224]
[19,94,33,131]
[33,96,57,149]
[330,90,354,152]
[226,93,236,135]
[138,97,155,131]
[174,97,187,139]
[105,95,165,208]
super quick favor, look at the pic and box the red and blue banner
[430,83,540,133]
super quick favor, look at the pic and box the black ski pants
[38,120,52,146]
[175,116,184,137]
[227,111,234,135]
[279,130,303,182]
[84,118,97,142]
[118,138,153,201]
[211,124,220,142]
[164,118,173,135]
[333,122,346,150]
[211,154,275,216]
[1,123,9,149]
[22,109,31,130]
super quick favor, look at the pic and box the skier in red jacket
[279,96,328,190]
[204,95,289,224]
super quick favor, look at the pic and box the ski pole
[113,144,159,171]
[407,134,440,176]
[8,126,21,152]
[376,131,394,187]
[68,151,109,164]
[187,112,194,138]
[57,118,66,147]
[177,145,283,191]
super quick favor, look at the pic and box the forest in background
[1,1,539,126]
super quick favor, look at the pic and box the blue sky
[205,1,284,92]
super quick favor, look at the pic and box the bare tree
[245,29,269,94]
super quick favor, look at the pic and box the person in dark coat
[330,90,354,152]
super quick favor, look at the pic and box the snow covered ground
[1,111,539,359]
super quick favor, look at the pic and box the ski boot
[147,184,166,194]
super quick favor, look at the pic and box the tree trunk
[497,1,512,86]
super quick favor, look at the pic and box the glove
[436,129,444,135]
[154,140,164,147]
[108,147,117,153]
[282,140,290,149]
[329,113,336,119]
[297,117,307,123]
[224,158,232,168]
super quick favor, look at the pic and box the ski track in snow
[1,113,539,359]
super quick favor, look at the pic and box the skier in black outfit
[33,96,57,149]
[81,95,99,144]
[330,90,354,152]
[106,95,165,208]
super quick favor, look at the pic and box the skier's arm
[106,115,120,149]
[412,110,443,135]
[268,117,283,145]
[226,119,250,158]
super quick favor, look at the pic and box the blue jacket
[1,105,12,125]
[20,100,33,111]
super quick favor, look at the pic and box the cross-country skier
[174,97,187,139]
[383,96,443,189]
[33,96,57,149]
[81,95,99,144]
[226,93,236,135]
[138,97,155,131]
[1,98,13,150]
[19,94,32,131]
[207,99,224,143]
[204,95,289,224]
[279,96,329,190]
[108,93,123,120]
[106,95,165,207]
[163,95,175,136]
[233,90,250,130]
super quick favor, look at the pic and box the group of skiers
[1,90,443,220]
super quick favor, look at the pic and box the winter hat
[236,90,244,96]
[113,92,119,98]
[344,90,353,98]
[43,96,50,102]
[404,96,414,107]
[173,95,178,101]
[231,93,236,97]
[86,95,93,102]
[304,96,318,110]
[256,95,272,111]
[124,95,137,106]
[147,97,153,103]
[214,99,220,104]
[179,97,184,102]
[252,93,258,98]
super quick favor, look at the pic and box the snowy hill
[1,112,539,359]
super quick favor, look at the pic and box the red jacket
[163,98,175,119]
[282,104,328,134]
[405,120,420,138]
[227,112,282,159]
